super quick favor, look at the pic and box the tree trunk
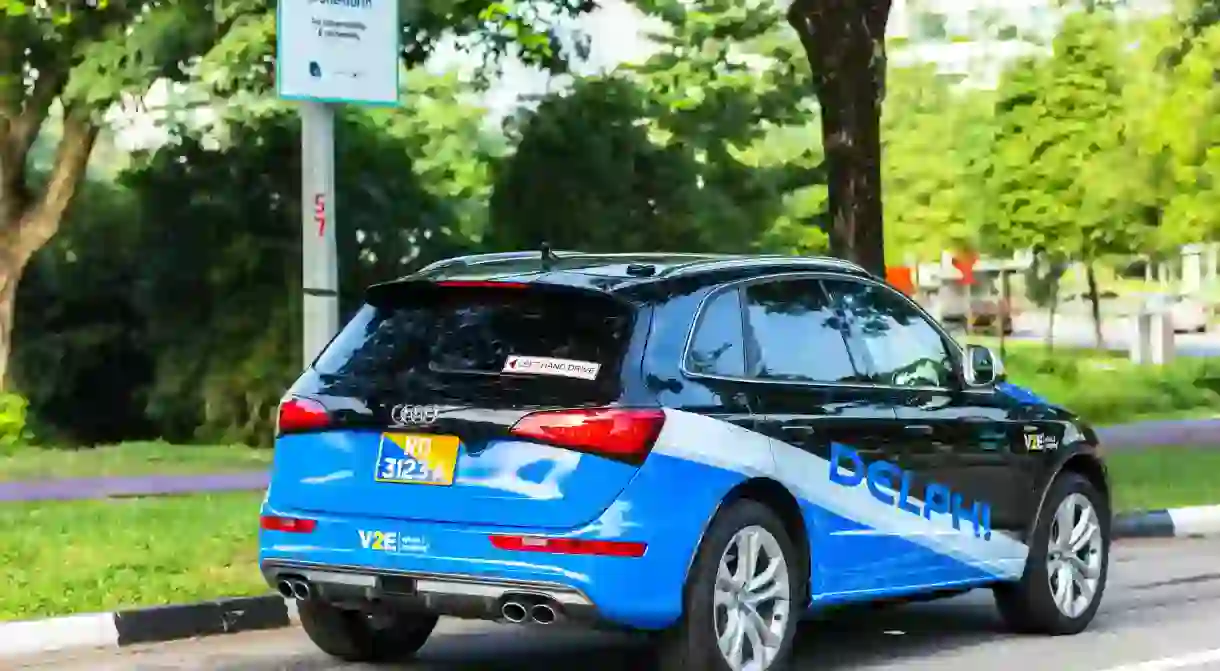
[0,113,99,391]
[789,0,892,277]
[1086,262,1104,349]
[0,260,20,388]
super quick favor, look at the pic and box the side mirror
[963,344,1005,387]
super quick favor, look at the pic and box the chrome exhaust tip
[501,601,528,624]
[276,580,294,599]
[290,579,311,601]
[530,603,557,625]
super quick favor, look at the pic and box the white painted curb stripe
[0,612,118,658]
[1167,505,1220,537]
[1096,647,1220,670]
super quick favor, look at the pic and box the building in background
[887,0,1173,88]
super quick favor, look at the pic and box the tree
[629,0,827,253]
[880,65,981,264]
[488,76,716,252]
[1123,16,1220,251]
[0,0,234,388]
[787,0,893,275]
[14,67,498,445]
[983,10,1141,347]
[0,0,601,391]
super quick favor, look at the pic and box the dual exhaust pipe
[500,596,560,625]
[275,576,559,625]
[277,577,312,601]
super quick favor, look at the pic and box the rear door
[270,280,657,530]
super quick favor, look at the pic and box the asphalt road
[11,538,1220,671]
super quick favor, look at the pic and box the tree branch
[10,67,68,170]
[14,109,98,261]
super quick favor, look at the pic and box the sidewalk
[2,418,1219,504]
[0,471,269,503]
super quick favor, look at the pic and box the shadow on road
[208,600,1008,670]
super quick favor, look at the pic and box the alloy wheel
[713,525,791,671]
[1046,492,1105,618]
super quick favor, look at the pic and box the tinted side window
[742,279,861,383]
[686,288,746,377]
[827,280,955,388]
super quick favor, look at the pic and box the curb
[0,595,298,659]
[1113,504,1220,539]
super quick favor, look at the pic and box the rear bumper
[262,560,601,625]
[259,452,750,630]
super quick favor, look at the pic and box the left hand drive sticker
[503,355,601,380]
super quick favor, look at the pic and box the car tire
[655,499,802,671]
[298,599,438,663]
[994,472,1110,635]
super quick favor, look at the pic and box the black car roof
[401,251,872,293]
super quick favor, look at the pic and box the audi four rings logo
[390,404,440,425]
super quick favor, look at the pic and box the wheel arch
[1026,446,1111,542]
[685,477,812,607]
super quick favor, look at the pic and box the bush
[0,393,32,455]
[1000,346,1220,425]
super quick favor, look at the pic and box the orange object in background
[886,266,915,296]
[952,252,978,286]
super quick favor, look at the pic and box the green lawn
[1105,446,1220,513]
[0,492,266,622]
[0,441,272,482]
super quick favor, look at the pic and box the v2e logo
[1024,433,1057,452]
[359,530,398,552]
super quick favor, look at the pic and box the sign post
[276,0,401,366]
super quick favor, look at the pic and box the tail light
[276,396,331,435]
[508,408,666,465]
[260,515,317,533]
[489,535,646,557]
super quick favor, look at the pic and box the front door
[825,278,1032,585]
[728,277,916,596]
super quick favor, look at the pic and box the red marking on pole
[313,193,326,237]
[951,252,978,286]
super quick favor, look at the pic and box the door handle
[781,425,815,435]
[903,424,935,436]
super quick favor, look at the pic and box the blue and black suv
[260,252,1111,670]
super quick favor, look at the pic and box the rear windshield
[305,285,634,406]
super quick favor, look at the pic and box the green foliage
[14,70,495,446]
[980,11,1142,261]
[0,393,31,455]
[489,76,718,252]
[488,0,831,255]
[880,65,980,261]
[1001,344,1220,426]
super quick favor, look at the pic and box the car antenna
[540,241,557,271]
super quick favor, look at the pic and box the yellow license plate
[375,433,460,486]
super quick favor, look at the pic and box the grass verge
[1106,446,1220,513]
[0,492,265,622]
[0,441,272,482]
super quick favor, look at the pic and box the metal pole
[300,101,339,367]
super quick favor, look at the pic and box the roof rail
[664,254,870,277]
[414,250,584,275]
